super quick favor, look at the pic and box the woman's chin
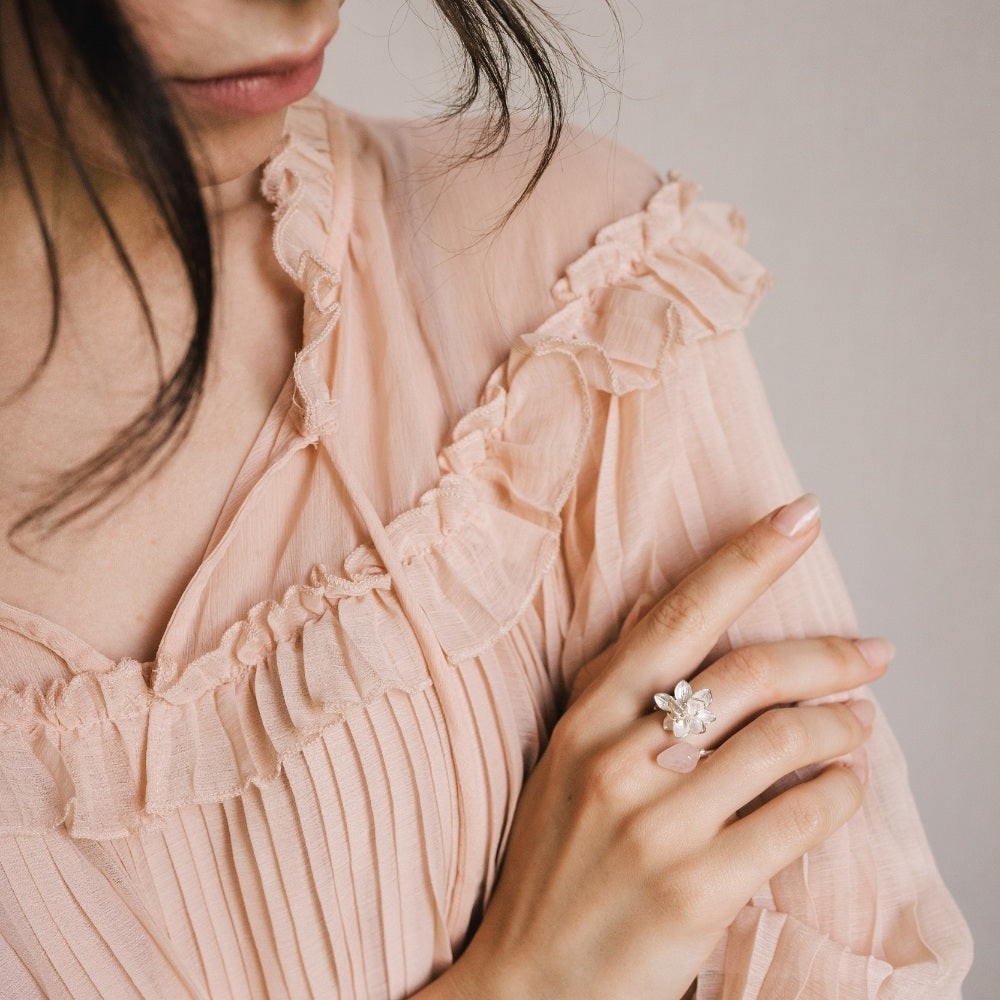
[184,107,293,191]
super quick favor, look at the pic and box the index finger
[583,493,823,728]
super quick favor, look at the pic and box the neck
[0,121,284,404]
[1,120,274,239]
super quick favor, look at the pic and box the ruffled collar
[0,137,771,837]
[262,94,351,439]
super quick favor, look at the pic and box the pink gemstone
[656,743,702,773]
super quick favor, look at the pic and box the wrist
[435,927,534,1000]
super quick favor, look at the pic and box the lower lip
[170,49,325,118]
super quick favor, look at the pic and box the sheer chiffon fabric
[0,96,971,998]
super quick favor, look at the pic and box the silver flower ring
[653,680,716,739]
[652,681,716,773]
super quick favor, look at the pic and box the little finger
[709,759,867,899]
[672,701,874,832]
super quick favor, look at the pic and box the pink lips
[169,47,326,118]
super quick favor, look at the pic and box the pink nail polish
[853,637,896,669]
[770,493,821,538]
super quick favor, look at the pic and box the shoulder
[316,98,769,416]
[339,101,663,234]
[334,101,666,335]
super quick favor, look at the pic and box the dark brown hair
[0,0,619,546]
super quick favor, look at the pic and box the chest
[0,290,301,668]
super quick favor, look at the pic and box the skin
[119,0,342,190]
[0,4,889,997]
[0,2,343,662]
[1,0,342,190]
[425,504,887,1000]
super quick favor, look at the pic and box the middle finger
[620,634,893,765]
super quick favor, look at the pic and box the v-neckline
[0,370,301,674]
[0,94,349,683]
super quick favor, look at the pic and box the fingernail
[770,493,821,538]
[847,752,869,785]
[853,637,896,669]
[846,699,875,728]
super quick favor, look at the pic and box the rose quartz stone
[656,743,702,773]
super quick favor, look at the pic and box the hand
[442,494,892,1000]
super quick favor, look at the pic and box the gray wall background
[318,2,998,995]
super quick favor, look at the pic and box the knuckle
[759,709,809,762]
[817,635,855,673]
[788,795,830,843]
[648,585,708,641]
[580,746,633,807]
[787,768,864,846]
[728,532,769,575]
[618,810,662,873]
[719,644,775,698]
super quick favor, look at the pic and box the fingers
[613,694,872,833]
[584,494,822,734]
[668,635,893,749]
[615,634,889,774]
[679,700,873,829]
[708,759,866,902]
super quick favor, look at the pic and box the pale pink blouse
[0,95,972,998]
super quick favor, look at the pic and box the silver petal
[653,693,671,712]
[693,688,712,706]
[673,718,691,739]
[689,717,707,735]
[674,680,692,703]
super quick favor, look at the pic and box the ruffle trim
[0,150,771,837]
[261,95,343,437]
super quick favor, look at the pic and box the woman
[0,1,972,998]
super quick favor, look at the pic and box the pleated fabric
[0,95,972,998]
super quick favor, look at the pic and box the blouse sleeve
[543,173,974,998]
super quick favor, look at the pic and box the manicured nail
[846,699,875,728]
[770,493,821,538]
[847,751,869,785]
[853,637,896,669]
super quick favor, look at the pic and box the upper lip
[171,33,333,84]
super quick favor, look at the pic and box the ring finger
[610,696,873,837]
[651,635,890,751]
[613,635,890,769]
